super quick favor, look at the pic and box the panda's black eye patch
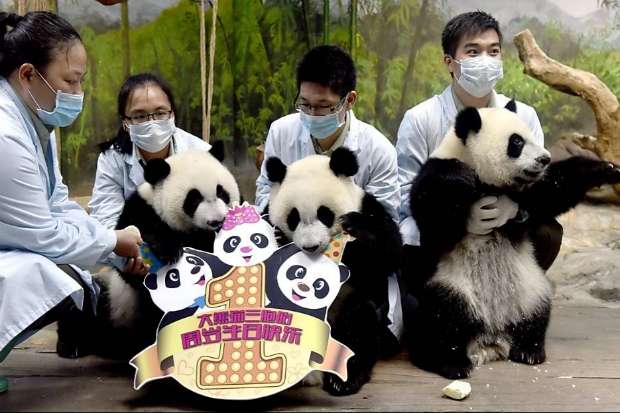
[165,269,181,289]
[183,189,203,217]
[313,278,329,299]
[251,233,269,248]
[216,184,230,204]
[507,134,525,159]
[317,206,335,228]
[185,255,205,266]
[145,273,158,290]
[286,265,306,280]
[224,236,241,253]
[287,208,300,231]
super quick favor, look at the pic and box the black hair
[0,11,81,78]
[99,73,177,154]
[296,45,356,98]
[441,11,502,58]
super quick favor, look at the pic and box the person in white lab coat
[89,73,211,275]
[396,11,562,290]
[255,45,404,351]
[0,12,142,392]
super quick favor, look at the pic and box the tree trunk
[322,0,330,45]
[397,0,429,119]
[349,0,357,61]
[514,29,620,197]
[301,0,313,49]
[120,1,131,78]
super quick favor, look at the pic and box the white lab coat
[89,129,211,230]
[0,77,117,351]
[395,85,545,246]
[255,111,400,223]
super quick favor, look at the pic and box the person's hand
[466,195,519,235]
[114,227,143,259]
[122,256,150,277]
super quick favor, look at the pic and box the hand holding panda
[404,101,620,380]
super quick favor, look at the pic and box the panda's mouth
[243,255,252,263]
[291,290,306,301]
[195,275,206,286]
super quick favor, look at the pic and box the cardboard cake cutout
[131,203,354,400]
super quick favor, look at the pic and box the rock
[548,203,620,308]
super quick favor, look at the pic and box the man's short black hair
[441,11,502,57]
[296,45,356,98]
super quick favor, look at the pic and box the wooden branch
[514,29,620,161]
[514,29,620,198]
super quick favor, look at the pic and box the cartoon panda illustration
[404,101,620,379]
[266,245,349,321]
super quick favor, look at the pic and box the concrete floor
[1,305,619,412]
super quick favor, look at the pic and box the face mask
[454,54,503,98]
[128,118,176,153]
[299,102,347,140]
[27,70,84,127]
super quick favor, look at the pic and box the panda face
[266,150,364,254]
[437,105,551,190]
[214,218,278,266]
[144,252,213,312]
[276,251,349,310]
[138,150,240,232]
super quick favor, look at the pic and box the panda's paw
[340,212,375,243]
[301,371,323,387]
[438,361,473,380]
[323,371,369,396]
[509,347,546,365]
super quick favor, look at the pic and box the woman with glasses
[89,73,211,275]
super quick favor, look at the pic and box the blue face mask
[299,105,347,140]
[27,70,84,128]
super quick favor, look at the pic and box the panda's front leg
[506,301,551,366]
[323,291,380,396]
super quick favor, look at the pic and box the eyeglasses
[295,95,347,116]
[124,110,173,124]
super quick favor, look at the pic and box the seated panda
[58,145,241,359]
[265,147,402,396]
[404,101,620,379]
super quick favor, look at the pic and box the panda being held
[405,101,620,379]
[266,147,402,396]
[57,148,241,359]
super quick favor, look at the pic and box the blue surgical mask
[27,70,84,127]
[299,105,347,140]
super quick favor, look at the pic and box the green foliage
[61,0,620,192]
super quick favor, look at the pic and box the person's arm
[364,137,400,224]
[88,152,127,230]
[395,110,429,246]
[255,124,279,212]
[0,127,117,267]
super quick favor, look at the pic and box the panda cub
[82,145,240,359]
[405,101,620,379]
[265,147,402,396]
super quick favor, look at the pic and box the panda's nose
[302,245,319,253]
[207,220,223,229]
[297,282,310,292]
[536,154,551,166]
[240,246,253,253]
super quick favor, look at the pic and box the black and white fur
[58,144,241,359]
[266,147,402,396]
[404,101,620,379]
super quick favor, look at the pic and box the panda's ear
[266,157,287,183]
[505,99,517,113]
[143,158,171,185]
[339,265,350,283]
[330,147,358,177]
[210,140,225,162]
[454,107,482,144]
